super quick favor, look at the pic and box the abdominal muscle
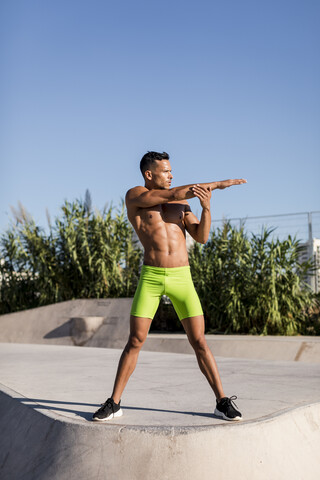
[138,221,189,268]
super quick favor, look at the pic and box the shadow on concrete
[16,397,218,422]
[15,397,95,421]
[43,321,71,339]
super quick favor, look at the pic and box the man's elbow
[171,188,182,201]
[197,236,208,245]
[195,232,209,244]
[190,227,209,244]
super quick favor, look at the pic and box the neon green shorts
[130,265,203,321]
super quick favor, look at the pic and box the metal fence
[212,211,320,243]
[211,211,320,293]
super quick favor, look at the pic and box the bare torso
[127,200,190,268]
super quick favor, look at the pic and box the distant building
[299,238,320,293]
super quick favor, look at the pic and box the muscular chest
[142,203,185,226]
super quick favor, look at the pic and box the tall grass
[1,201,318,335]
[0,193,142,314]
[189,223,318,335]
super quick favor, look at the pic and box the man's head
[140,151,173,189]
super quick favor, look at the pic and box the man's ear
[145,169,152,181]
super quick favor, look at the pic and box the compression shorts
[130,265,203,321]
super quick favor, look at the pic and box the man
[93,151,247,422]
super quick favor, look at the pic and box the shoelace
[225,395,239,410]
[100,399,114,412]
[219,395,239,410]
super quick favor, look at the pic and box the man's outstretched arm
[126,179,247,208]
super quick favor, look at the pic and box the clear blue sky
[1,0,319,233]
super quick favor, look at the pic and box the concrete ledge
[1,384,320,480]
[144,334,320,362]
[0,300,319,362]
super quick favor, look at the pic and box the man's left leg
[181,315,225,399]
[181,315,242,421]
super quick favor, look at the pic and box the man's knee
[189,335,208,353]
[126,333,146,351]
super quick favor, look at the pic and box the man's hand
[212,179,247,190]
[191,184,212,209]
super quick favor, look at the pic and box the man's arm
[184,186,212,244]
[126,179,247,209]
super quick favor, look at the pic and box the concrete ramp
[0,299,131,347]
[1,385,320,480]
[1,343,320,479]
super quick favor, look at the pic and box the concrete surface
[1,300,320,362]
[1,342,320,479]
[0,299,131,348]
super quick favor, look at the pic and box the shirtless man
[93,151,247,422]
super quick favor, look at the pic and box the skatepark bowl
[0,299,320,480]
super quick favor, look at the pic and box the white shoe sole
[214,408,242,421]
[92,408,123,422]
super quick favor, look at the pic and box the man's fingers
[218,179,247,189]
[234,179,247,184]
[226,179,246,185]
[192,185,212,209]
[192,186,211,198]
[192,189,206,198]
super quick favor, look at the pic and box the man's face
[148,160,173,189]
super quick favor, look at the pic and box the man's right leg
[111,315,152,404]
[93,266,163,420]
[92,315,152,421]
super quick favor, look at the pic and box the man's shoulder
[126,185,147,195]
[125,185,147,200]
[125,186,149,210]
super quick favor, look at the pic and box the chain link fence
[212,211,320,243]
[212,211,320,293]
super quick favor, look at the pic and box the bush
[189,223,318,335]
[1,201,319,336]
[0,194,142,314]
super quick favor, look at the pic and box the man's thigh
[181,315,205,344]
[130,270,163,319]
[129,315,153,342]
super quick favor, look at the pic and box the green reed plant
[0,193,142,314]
[189,223,318,335]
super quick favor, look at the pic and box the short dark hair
[140,151,169,177]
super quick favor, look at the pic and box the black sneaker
[92,398,123,422]
[214,396,242,421]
